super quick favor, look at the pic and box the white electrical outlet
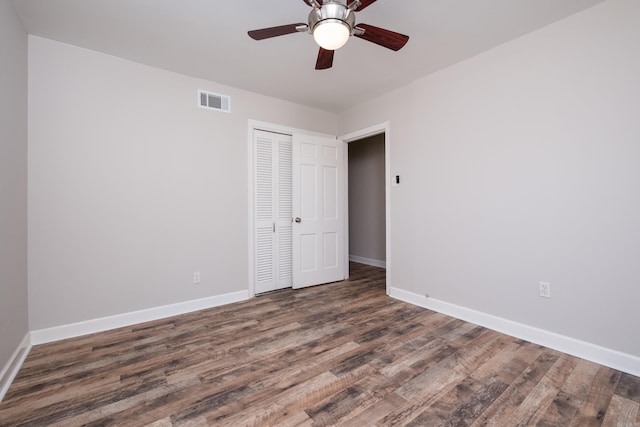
[539,281,551,298]
[193,272,201,284]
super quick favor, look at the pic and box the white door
[292,133,345,288]
[254,130,293,294]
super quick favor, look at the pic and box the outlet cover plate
[539,281,551,298]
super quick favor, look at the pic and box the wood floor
[1,263,639,426]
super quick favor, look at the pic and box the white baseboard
[30,290,249,345]
[349,255,386,269]
[389,286,640,378]
[0,333,31,402]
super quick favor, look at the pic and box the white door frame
[247,120,341,297]
[339,122,392,295]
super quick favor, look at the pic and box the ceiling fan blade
[303,0,323,6]
[354,23,409,51]
[348,0,377,11]
[315,48,334,70]
[248,23,306,40]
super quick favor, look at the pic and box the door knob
[294,217,302,223]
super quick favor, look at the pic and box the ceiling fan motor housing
[308,1,356,34]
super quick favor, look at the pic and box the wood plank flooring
[1,263,639,426]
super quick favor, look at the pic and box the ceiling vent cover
[198,90,231,113]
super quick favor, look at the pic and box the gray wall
[340,0,640,358]
[348,134,386,264]
[0,0,29,373]
[27,36,338,329]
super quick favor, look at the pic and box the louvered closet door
[255,130,293,294]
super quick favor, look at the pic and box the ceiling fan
[248,0,409,70]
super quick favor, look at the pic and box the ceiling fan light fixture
[313,19,350,50]
[247,0,410,70]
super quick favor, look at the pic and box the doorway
[347,133,386,269]
[340,122,391,293]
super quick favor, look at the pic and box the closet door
[254,130,293,294]
[292,133,345,288]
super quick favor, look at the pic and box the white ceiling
[12,0,604,113]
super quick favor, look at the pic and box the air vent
[198,90,231,113]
